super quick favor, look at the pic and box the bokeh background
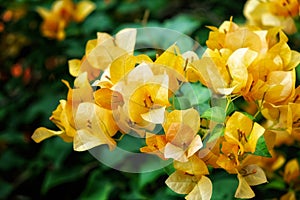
[1,0,299,199]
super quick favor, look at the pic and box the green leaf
[0,180,13,199]
[211,97,236,115]
[163,163,175,176]
[201,106,226,123]
[207,124,225,143]
[139,169,164,189]
[263,179,286,190]
[82,13,113,35]
[170,82,211,110]
[211,176,238,200]
[80,170,113,200]
[39,137,72,169]
[164,14,201,35]
[41,166,83,194]
[118,134,146,153]
[240,111,256,121]
[253,135,272,158]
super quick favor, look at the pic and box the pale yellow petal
[115,28,137,53]
[226,48,257,93]
[225,28,262,52]
[32,127,65,143]
[164,142,187,162]
[141,106,166,124]
[284,158,300,183]
[242,165,268,186]
[165,170,198,194]
[245,123,265,153]
[110,54,136,84]
[74,0,96,22]
[185,176,212,200]
[187,135,203,158]
[174,155,209,176]
[74,102,117,151]
[68,59,81,77]
[286,50,300,70]
[235,173,255,199]
[155,45,184,75]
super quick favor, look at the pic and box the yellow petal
[174,155,209,176]
[68,59,81,77]
[73,0,96,22]
[268,42,291,69]
[235,173,255,199]
[185,176,212,200]
[140,132,167,159]
[155,44,184,75]
[86,39,98,55]
[110,54,136,84]
[186,135,203,158]
[74,102,117,151]
[164,142,187,162]
[280,191,296,200]
[206,31,225,50]
[115,28,137,53]
[94,88,117,110]
[36,7,51,19]
[284,158,300,183]
[242,165,268,186]
[226,48,257,93]
[225,28,262,52]
[165,170,199,194]
[32,127,72,143]
[225,112,253,146]
[245,123,265,153]
[72,72,94,102]
[286,50,300,70]
[163,108,200,135]
[87,44,126,70]
[192,56,229,95]
[141,106,166,124]
[265,70,295,104]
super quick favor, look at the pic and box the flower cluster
[37,0,95,40]
[32,17,300,199]
[244,0,300,34]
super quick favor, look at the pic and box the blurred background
[0,0,299,199]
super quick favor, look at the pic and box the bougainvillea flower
[173,155,209,176]
[224,112,265,155]
[111,62,171,136]
[162,108,202,162]
[281,191,296,200]
[68,28,139,80]
[235,164,268,198]
[165,170,212,200]
[216,141,240,174]
[37,11,66,40]
[154,44,184,75]
[191,47,257,95]
[244,0,299,34]
[258,150,285,174]
[249,69,296,105]
[279,158,300,200]
[140,133,167,159]
[74,102,118,151]
[32,72,97,149]
[37,0,95,40]
[32,100,74,143]
[152,45,195,92]
[164,123,202,162]
[283,158,300,183]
